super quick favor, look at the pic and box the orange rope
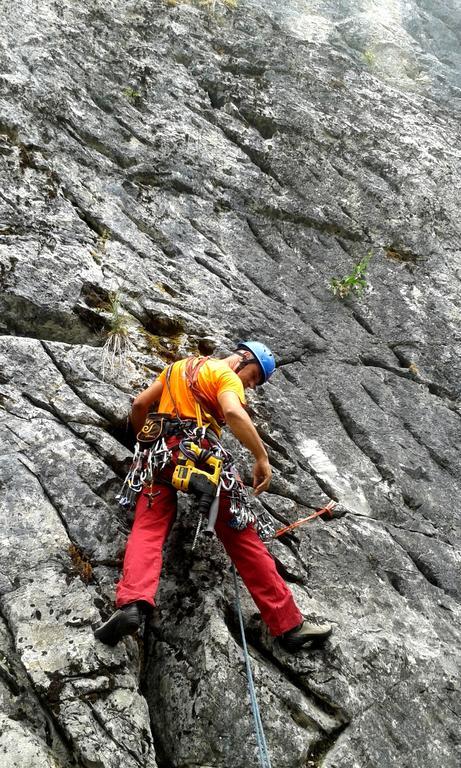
[273,501,336,538]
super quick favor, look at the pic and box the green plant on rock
[330,252,372,299]
[101,292,135,379]
[122,86,142,105]
[362,49,376,67]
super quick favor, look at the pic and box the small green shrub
[122,87,142,105]
[330,252,372,299]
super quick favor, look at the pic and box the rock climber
[94,341,332,652]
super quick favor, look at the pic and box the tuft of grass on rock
[329,252,372,299]
[101,292,135,379]
[69,544,93,583]
[122,87,142,106]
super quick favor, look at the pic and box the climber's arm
[130,379,164,435]
[218,390,272,496]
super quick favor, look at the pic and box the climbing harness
[117,418,255,534]
[233,565,272,768]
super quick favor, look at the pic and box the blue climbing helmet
[236,340,276,384]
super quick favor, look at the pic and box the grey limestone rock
[1,0,461,766]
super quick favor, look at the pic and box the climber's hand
[253,456,272,496]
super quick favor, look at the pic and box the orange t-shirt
[156,357,246,426]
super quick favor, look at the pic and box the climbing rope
[232,566,272,768]
[272,501,337,538]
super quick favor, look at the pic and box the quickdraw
[117,437,172,510]
[221,466,255,531]
[254,510,277,542]
[252,501,338,543]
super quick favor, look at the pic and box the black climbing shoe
[280,616,332,652]
[94,603,141,646]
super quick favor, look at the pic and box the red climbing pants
[116,442,303,636]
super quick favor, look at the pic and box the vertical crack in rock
[194,254,234,290]
[86,702,147,767]
[402,421,458,478]
[14,452,76,547]
[328,390,394,482]
[39,341,121,427]
[246,217,283,263]
[351,311,374,336]
[304,721,350,768]
[20,390,128,478]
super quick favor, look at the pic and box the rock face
[1,1,461,766]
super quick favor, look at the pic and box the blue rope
[232,565,272,768]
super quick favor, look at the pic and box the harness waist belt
[163,418,219,440]
[164,418,197,436]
